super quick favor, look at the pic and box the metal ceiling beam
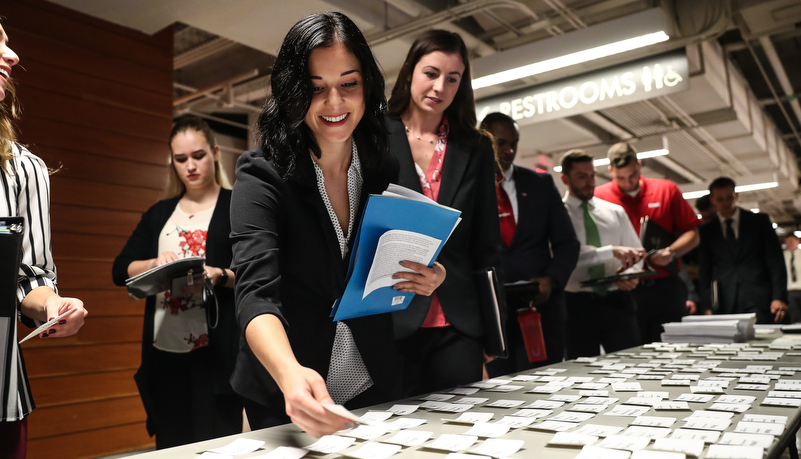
[368,0,537,51]
[174,37,238,70]
[758,36,801,138]
[745,39,801,152]
[173,69,259,107]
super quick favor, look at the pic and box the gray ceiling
[48,0,801,226]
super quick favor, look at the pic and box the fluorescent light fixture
[553,148,668,172]
[473,31,669,90]
[735,182,779,193]
[682,190,710,199]
[681,181,779,200]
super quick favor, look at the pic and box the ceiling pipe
[368,0,538,51]
[173,69,259,107]
[757,36,801,148]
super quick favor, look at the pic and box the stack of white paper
[681,313,756,340]
[660,320,743,344]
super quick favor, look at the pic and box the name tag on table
[547,432,599,447]
[468,438,524,458]
[652,438,704,457]
[422,434,478,452]
[463,422,510,438]
[718,432,775,449]
[761,397,801,407]
[682,418,731,431]
[442,412,494,425]
[384,418,426,430]
[598,434,650,451]
[670,428,721,443]
[733,421,785,435]
[573,424,624,437]
[602,405,650,417]
[381,430,432,447]
[674,393,714,403]
[705,444,763,459]
[494,416,536,429]
[575,445,633,459]
[630,416,676,428]
[343,442,401,459]
[387,404,418,415]
[620,426,671,439]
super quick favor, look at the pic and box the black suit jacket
[699,208,787,322]
[502,166,579,320]
[111,188,238,435]
[228,147,402,408]
[387,115,506,341]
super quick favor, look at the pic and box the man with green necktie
[560,150,645,358]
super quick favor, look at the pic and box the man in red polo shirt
[594,142,701,343]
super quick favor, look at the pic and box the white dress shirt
[717,207,741,240]
[499,166,518,224]
[785,248,801,291]
[563,193,643,293]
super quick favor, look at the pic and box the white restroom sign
[475,50,689,126]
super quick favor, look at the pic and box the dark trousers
[634,275,688,344]
[565,290,640,358]
[243,382,392,431]
[486,292,566,377]
[397,326,483,398]
[0,418,26,459]
[150,348,243,449]
[787,290,801,323]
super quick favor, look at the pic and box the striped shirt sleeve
[0,144,58,305]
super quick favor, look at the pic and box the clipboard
[579,268,656,287]
[639,216,679,275]
[0,216,25,318]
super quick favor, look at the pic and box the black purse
[202,278,219,329]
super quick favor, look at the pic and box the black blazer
[229,147,402,408]
[387,115,505,341]
[699,208,787,322]
[503,167,579,287]
[502,166,580,320]
[111,188,238,435]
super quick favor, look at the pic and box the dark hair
[607,141,638,169]
[479,112,516,131]
[695,194,713,212]
[560,149,594,176]
[166,115,222,198]
[709,176,736,193]
[257,12,388,181]
[388,30,477,135]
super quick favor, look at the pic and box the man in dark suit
[481,113,580,376]
[698,177,788,323]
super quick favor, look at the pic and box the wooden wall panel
[19,116,170,166]
[21,315,143,348]
[36,147,169,191]
[50,205,144,238]
[51,177,163,214]
[27,422,153,459]
[29,370,139,406]
[22,343,141,377]
[27,396,146,439]
[6,0,173,455]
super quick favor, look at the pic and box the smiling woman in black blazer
[229,12,444,438]
[387,30,505,397]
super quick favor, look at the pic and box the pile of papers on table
[661,313,756,343]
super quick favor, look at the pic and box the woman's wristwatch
[216,268,229,286]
